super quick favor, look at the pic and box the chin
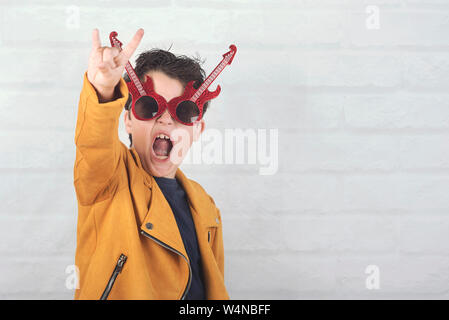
[148,156,177,178]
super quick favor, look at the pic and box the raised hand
[87,28,144,102]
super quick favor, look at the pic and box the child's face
[124,70,205,178]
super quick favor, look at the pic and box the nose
[156,109,174,125]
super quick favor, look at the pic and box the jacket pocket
[100,253,127,300]
[207,227,217,245]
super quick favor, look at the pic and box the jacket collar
[130,147,219,254]
[174,168,220,229]
[129,147,153,189]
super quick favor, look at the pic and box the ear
[192,119,205,142]
[124,110,133,135]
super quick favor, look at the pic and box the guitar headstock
[109,31,123,49]
[222,44,237,65]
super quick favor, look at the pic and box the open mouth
[152,133,173,160]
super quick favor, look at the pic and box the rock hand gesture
[87,28,144,102]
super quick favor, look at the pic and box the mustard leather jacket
[73,71,229,300]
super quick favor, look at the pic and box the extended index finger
[91,28,101,50]
[120,28,144,61]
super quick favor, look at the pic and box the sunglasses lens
[176,101,200,124]
[135,96,159,119]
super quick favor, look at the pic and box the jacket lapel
[132,146,223,295]
[175,169,226,299]
[137,166,218,259]
[131,147,187,257]
[175,168,220,230]
[141,179,188,258]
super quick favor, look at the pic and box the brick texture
[0,0,448,299]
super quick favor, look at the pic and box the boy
[73,28,229,299]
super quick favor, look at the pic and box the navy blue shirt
[154,176,206,300]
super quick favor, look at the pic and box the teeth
[157,133,170,140]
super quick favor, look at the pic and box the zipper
[140,230,192,300]
[100,253,127,300]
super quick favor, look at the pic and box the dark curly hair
[123,48,210,147]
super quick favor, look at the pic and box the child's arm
[73,73,129,205]
[73,28,144,206]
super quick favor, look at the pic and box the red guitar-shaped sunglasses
[109,31,237,126]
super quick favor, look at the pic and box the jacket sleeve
[74,71,129,206]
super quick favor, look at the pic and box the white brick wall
[0,0,448,299]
